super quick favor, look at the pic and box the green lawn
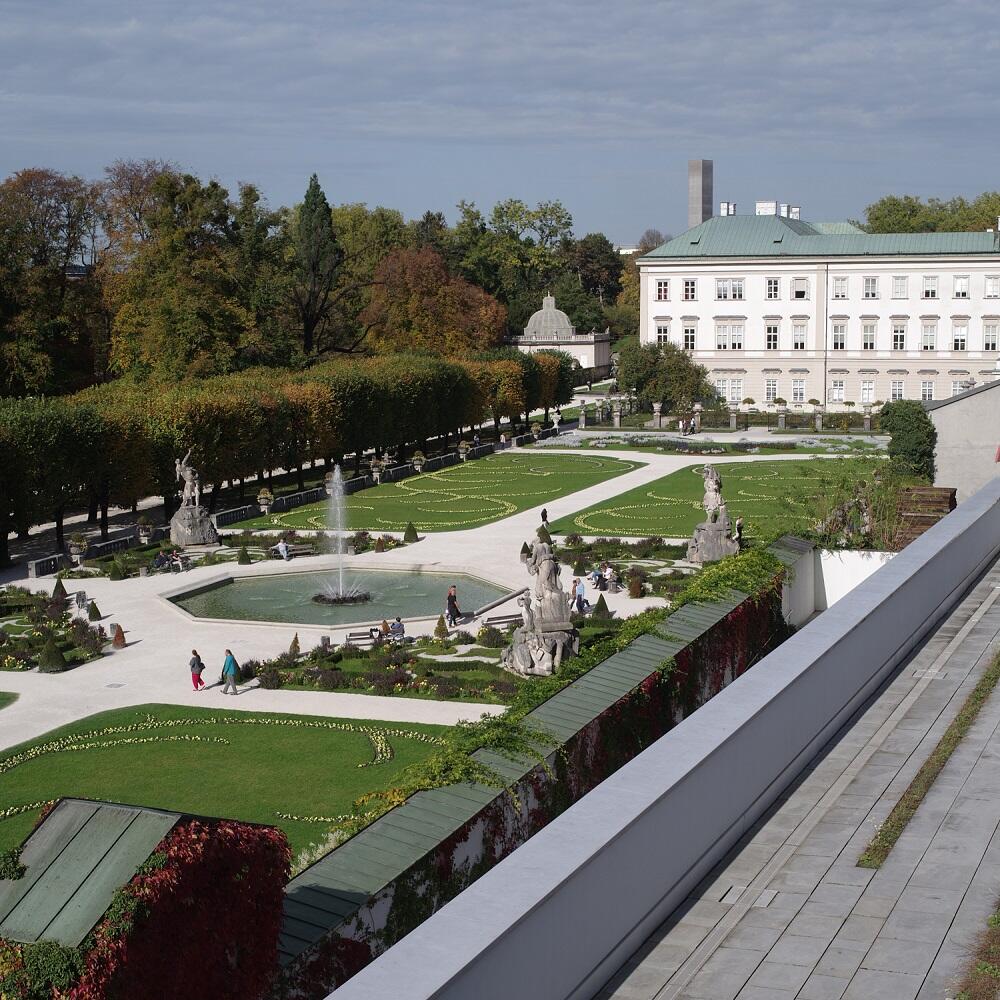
[550,458,881,539]
[0,705,446,859]
[233,452,641,532]
[0,692,17,711]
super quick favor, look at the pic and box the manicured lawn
[234,452,640,532]
[0,692,17,711]
[550,458,882,539]
[0,705,447,860]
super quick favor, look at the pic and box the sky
[2,0,998,244]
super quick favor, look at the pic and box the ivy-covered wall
[276,576,791,999]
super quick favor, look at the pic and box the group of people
[189,648,240,694]
[677,417,697,435]
[588,563,620,592]
[369,617,408,643]
[569,577,590,613]
[153,549,187,571]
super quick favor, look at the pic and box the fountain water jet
[314,464,370,606]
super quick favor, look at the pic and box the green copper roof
[0,800,180,947]
[639,216,1000,260]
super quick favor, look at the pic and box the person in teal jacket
[221,649,240,695]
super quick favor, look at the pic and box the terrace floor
[600,556,1000,1000]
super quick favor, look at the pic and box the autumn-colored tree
[362,247,506,356]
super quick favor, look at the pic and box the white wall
[814,549,895,610]
[331,478,1000,1000]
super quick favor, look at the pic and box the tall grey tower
[688,159,713,229]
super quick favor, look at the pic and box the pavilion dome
[524,294,575,338]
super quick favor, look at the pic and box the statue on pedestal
[686,465,740,565]
[501,541,579,677]
[169,450,218,547]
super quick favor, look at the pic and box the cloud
[1,0,996,238]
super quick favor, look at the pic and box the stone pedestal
[814,410,824,431]
[778,409,787,430]
[612,404,622,428]
[687,514,740,565]
[652,402,662,429]
[579,405,587,429]
[169,505,218,546]
[863,405,872,432]
[729,413,738,430]
[693,403,703,432]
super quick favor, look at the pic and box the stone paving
[599,558,1000,1000]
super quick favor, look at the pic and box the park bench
[344,629,376,648]
[268,542,317,559]
[482,613,523,630]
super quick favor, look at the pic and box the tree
[637,229,667,253]
[362,248,506,356]
[878,399,937,481]
[862,192,1000,233]
[618,340,715,411]
[560,233,623,305]
[290,174,344,355]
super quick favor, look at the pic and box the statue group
[169,450,218,546]
[686,465,740,564]
[501,541,579,677]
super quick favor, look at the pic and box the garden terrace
[0,706,447,861]
[549,457,886,540]
[274,539,807,997]
[230,453,640,533]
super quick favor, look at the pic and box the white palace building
[637,207,1000,410]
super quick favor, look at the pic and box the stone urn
[137,519,153,544]
[457,441,470,462]
[68,535,88,563]
[256,488,273,514]
[411,451,426,473]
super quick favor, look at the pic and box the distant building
[513,294,612,376]
[637,213,1000,410]
[925,370,1000,502]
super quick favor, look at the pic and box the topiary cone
[112,624,126,649]
[87,600,101,621]
[52,578,67,601]
[592,594,611,620]
[403,522,419,544]
[237,545,251,565]
[434,614,448,640]
[39,638,68,673]
[289,632,301,656]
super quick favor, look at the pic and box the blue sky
[2,0,996,243]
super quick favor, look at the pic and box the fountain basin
[168,569,508,627]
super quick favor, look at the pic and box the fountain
[313,464,371,606]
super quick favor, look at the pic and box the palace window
[890,380,904,401]
[861,380,874,403]
[793,277,809,299]
[892,276,908,298]
[863,276,879,299]
[921,323,936,350]
[862,322,876,350]
[655,279,670,301]
[683,279,697,301]
[832,323,846,350]
[683,325,696,351]
[766,277,780,299]
[986,276,1000,299]
[921,380,934,401]
[766,323,779,350]
[792,379,805,402]
[655,323,670,346]
[832,276,848,300]
[793,323,806,350]
[952,324,967,351]
[765,379,778,402]
[953,275,969,299]
[892,323,906,351]
[716,278,745,300]
[984,323,999,352]
[922,276,938,299]
[829,380,845,403]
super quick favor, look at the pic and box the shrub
[591,594,612,620]
[434,614,448,640]
[572,559,588,576]
[878,399,937,481]
[352,530,371,551]
[257,665,284,689]
[107,561,125,581]
[375,536,385,553]
[476,625,507,648]
[427,675,460,697]
[338,643,368,660]
[51,578,67,601]
[453,630,476,644]
[239,658,260,680]
[317,667,350,690]
[21,940,84,998]
[87,600,101,621]
[237,546,251,565]
[289,632,300,657]
[38,638,68,673]
[628,576,644,599]
[490,679,518,698]
[564,532,584,547]
[403,521,419,543]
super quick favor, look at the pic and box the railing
[26,554,69,578]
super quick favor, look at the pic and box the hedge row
[0,351,573,565]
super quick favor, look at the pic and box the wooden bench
[482,613,523,630]
[268,543,317,559]
[345,629,377,649]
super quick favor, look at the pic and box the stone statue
[502,541,579,678]
[687,464,739,565]
[175,450,201,508]
[169,449,217,547]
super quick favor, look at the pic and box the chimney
[688,159,713,228]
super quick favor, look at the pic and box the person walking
[734,516,744,548]
[221,649,240,695]
[190,649,205,691]
[575,577,588,613]
[540,507,549,528]
[446,585,462,627]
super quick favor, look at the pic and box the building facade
[637,215,1000,410]
[514,294,612,375]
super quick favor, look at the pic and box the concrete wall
[331,476,1000,1000]
[929,379,1000,502]
[814,549,895,610]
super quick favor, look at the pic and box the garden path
[0,449,841,753]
